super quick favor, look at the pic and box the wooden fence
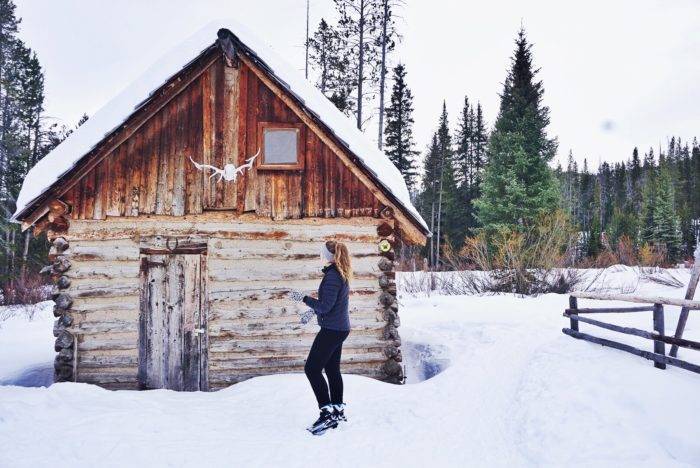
[562,291,700,374]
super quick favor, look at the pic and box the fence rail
[563,294,700,375]
[570,291,700,309]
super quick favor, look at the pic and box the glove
[299,309,315,325]
[288,290,305,302]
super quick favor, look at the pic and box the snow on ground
[1,268,699,467]
[0,301,54,387]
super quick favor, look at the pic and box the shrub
[459,211,580,295]
[0,272,51,306]
[616,235,638,266]
[639,243,668,267]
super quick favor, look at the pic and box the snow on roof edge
[12,20,429,234]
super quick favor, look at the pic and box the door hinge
[193,328,205,335]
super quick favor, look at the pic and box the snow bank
[12,20,427,233]
[1,271,699,467]
[0,301,54,386]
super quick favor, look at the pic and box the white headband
[320,244,335,262]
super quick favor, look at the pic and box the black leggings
[304,328,350,408]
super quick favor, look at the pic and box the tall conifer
[475,28,559,232]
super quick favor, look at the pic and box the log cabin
[12,21,429,391]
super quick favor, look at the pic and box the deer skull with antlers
[189,148,261,183]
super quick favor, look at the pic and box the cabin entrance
[138,251,207,391]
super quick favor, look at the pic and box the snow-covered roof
[13,20,428,234]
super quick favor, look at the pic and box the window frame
[257,122,304,170]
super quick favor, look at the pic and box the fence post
[569,296,579,332]
[653,303,666,369]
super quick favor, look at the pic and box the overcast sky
[15,0,700,169]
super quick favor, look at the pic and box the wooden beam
[568,296,578,332]
[562,328,700,374]
[237,53,428,246]
[652,303,666,369]
[564,306,655,314]
[571,291,700,309]
[565,312,700,351]
[670,247,700,357]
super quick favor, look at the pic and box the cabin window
[259,123,303,170]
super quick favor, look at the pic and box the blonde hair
[326,240,353,283]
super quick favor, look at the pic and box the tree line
[557,138,700,263]
[308,14,699,268]
[0,0,85,289]
[2,0,698,294]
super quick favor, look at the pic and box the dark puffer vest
[303,263,350,331]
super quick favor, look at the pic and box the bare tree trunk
[356,0,365,130]
[20,229,31,280]
[305,0,310,79]
[8,226,15,275]
[429,199,435,267]
[377,0,389,149]
[436,160,445,269]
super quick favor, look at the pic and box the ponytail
[326,240,353,283]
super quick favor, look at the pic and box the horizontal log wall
[62,55,381,223]
[60,215,400,389]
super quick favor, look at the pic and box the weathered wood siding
[59,215,401,390]
[63,56,381,221]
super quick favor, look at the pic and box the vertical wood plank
[244,69,259,212]
[569,296,579,332]
[164,97,178,215]
[154,109,166,214]
[199,254,209,391]
[137,257,149,389]
[82,168,95,219]
[165,255,185,389]
[213,59,226,208]
[172,92,187,216]
[201,66,214,208]
[222,64,239,208]
[127,130,142,216]
[185,75,204,214]
[653,303,666,369]
[236,64,249,214]
[138,117,153,214]
[182,255,202,391]
[92,159,106,219]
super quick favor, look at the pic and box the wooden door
[138,253,207,391]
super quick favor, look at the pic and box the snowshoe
[307,405,338,435]
[332,403,347,422]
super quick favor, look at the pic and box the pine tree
[587,182,603,257]
[418,104,458,267]
[419,134,440,265]
[475,28,559,232]
[640,169,657,244]
[0,0,80,285]
[453,97,473,237]
[434,103,459,262]
[471,103,488,183]
[333,0,384,129]
[454,96,473,188]
[652,164,682,261]
[629,147,642,213]
[308,19,353,116]
[383,64,418,191]
[376,0,398,149]
[692,139,700,248]
[562,150,578,220]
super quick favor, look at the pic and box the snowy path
[1,271,699,467]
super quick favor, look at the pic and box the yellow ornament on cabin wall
[379,239,392,253]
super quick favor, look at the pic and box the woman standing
[289,240,352,435]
